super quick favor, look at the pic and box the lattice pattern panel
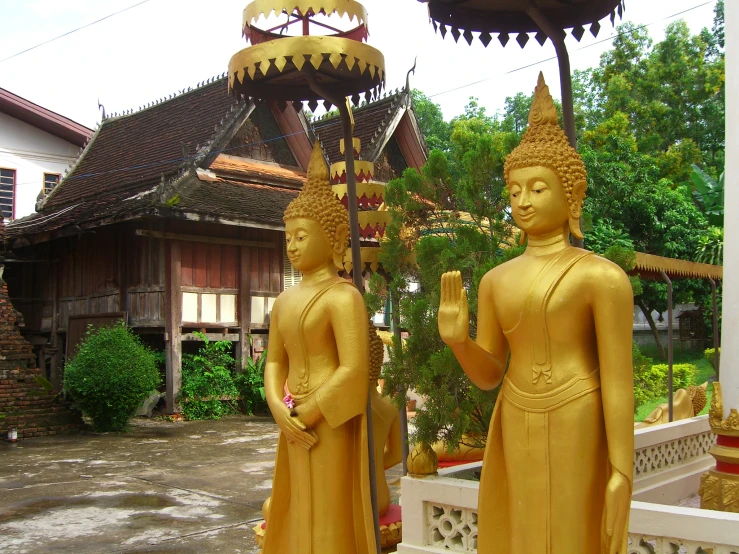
[629,534,739,554]
[425,502,478,552]
[633,431,715,477]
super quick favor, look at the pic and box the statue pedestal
[254,505,403,552]
[379,503,403,550]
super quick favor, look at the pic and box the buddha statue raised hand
[438,73,634,554]
[261,141,376,554]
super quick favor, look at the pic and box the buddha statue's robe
[262,278,375,554]
[478,247,633,554]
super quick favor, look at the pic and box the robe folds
[262,280,376,554]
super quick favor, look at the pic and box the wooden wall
[7,219,284,335]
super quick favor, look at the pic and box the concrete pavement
[0,416,278,553]
[0,414,404,553]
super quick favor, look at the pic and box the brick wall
[0,219,84,438]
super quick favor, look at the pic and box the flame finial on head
[528,72,559,127]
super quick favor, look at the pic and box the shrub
[234,338,267,415]
[64,322,161,432]
[180,333,239,420]
[643,363,696,398]
[704,348,721,369]
[632,343,655,413]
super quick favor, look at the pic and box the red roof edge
[0,87,92,147]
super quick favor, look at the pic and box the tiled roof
[209,154,305,187]
[313,89,408,164]
[5,155,305,242]
[42,77,240,210]
[178,177,298,226]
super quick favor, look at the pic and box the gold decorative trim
[332,182,385,200]
[330,160,375,181]
[357,210,390,229]
[243,0,368,29]
[343,246,382,273]
[340,137,361,155]
[380,521,402,548]
[228,36,384,90]
[634,252,723,281]
[709,382,739,436]
[700,470,739,512]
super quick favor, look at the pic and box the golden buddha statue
[261,141,376,554]
[438,73,634,554]
[635,383,708,428]
[368,321,403,515]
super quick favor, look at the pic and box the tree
[410,89,451,152]
[580,114,710,358]
[373,98,523,450]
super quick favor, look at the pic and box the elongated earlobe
[519,230,527,245]
[569,217,584,240]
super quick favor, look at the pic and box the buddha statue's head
[284,141,349,272]
[504,72,587,242]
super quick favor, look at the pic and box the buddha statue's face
[285,217,333,273]
[507,166,569,237]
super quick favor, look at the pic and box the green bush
[180,333,239,420]
[644,363,695,398]
[704,347,721,369]
[234,338,267,415]
[64,322,161,432]
[632,343,655,413]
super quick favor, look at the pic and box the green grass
[633,345,716,422]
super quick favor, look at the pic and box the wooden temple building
[1,76,427,411]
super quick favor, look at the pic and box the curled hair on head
[368,321,384,383]
[504,73,588,238]
[283,141,349,253]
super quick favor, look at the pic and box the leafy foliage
[234,337,268,415]
[632,342,696,413]
[180,333,239,420]
[632,343,655,413]
[689,164,724,227]
[704,347,721,369]
[64,322,161,432]
[375,96,526,450]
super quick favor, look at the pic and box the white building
[0,88,91,221]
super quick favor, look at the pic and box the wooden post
[118,225,129,319]
[49,261,62,389]
[165,240,182,413]
[238,246,252,371]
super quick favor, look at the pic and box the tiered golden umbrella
[228,2,387,550]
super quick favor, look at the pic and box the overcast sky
[0,0,718,129]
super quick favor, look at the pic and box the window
[43,173,60,195]
[0,168,15,219]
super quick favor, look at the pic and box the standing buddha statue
[438,73,634,554]
[262,141,376,554]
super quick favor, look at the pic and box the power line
[0,0,156,64]
[3,0,719,191]
[426,0,716,99]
